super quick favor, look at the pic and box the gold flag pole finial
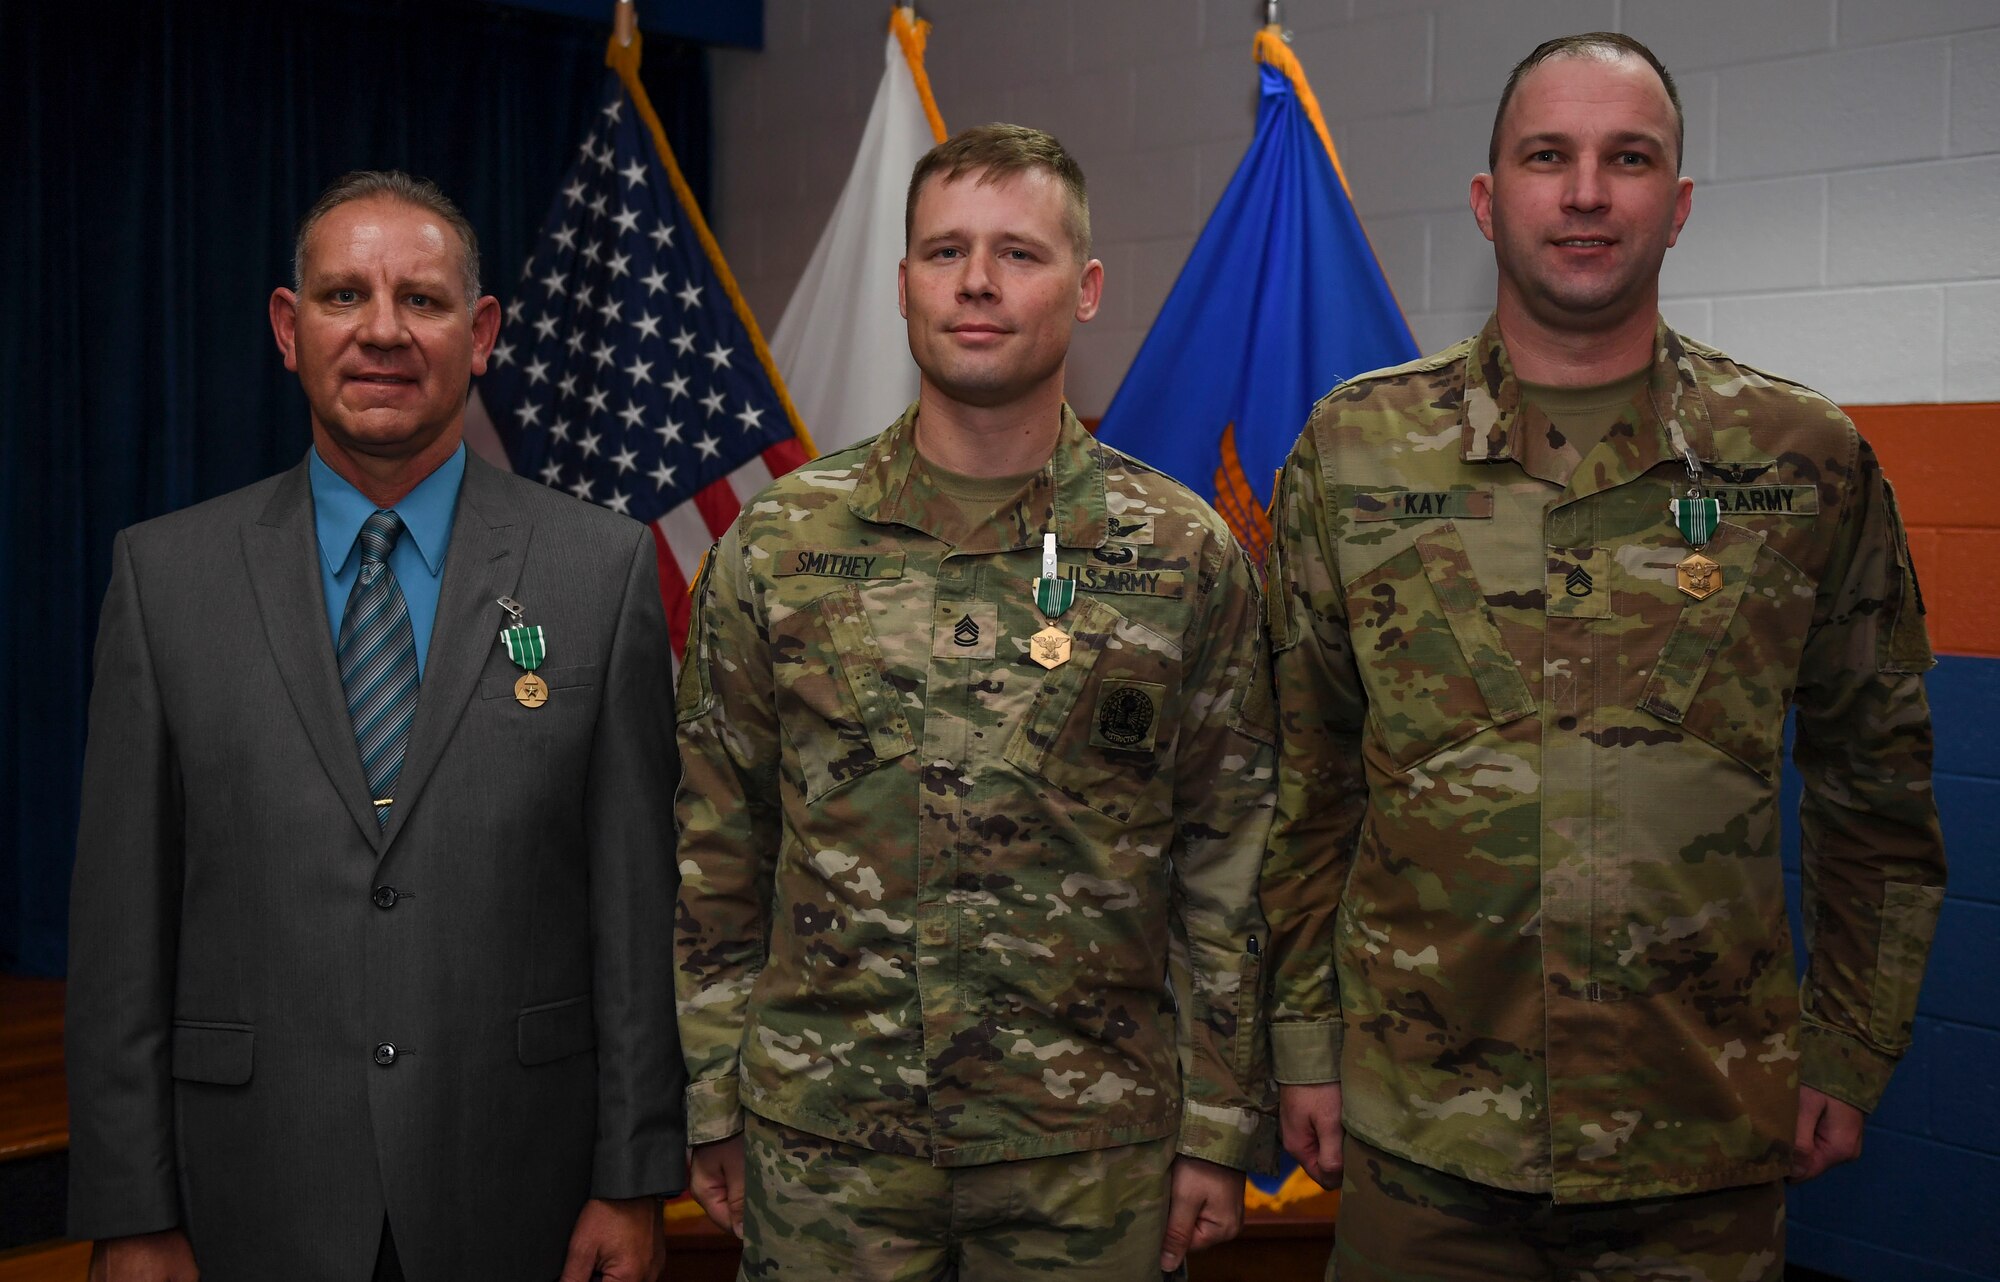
[614,0,636,48]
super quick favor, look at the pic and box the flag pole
[614,0,635,47]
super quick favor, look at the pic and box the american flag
[481,62,811,653]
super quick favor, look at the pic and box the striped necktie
[338,510,420,826]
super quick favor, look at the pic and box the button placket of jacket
[916,546,974,1133]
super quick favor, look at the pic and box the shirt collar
[847,401,1109,553]
[308,442,466,578]
[1458,312,1717,498]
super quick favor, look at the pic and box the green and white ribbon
[1035,532,1075,618]
[1671,497,1719,548]
[501,624,546,671]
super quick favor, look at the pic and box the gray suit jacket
[66,452,686,1281]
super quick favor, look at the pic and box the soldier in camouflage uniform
[676,124,1278,1279]
[1265,33,1947,1281]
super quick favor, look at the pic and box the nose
[1563,162,1609,214]
[955,254,997,302]
[355,293,407,349]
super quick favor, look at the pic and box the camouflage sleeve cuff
[1799,1020,1899,1113]
[1178,1100,1279,1174]
[685,1075,745,1145]
[1270,1020,1342,1084]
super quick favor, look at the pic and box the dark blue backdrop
[0,0,712,975]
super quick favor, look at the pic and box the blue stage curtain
[0,0,712,975]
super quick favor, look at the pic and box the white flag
[769,6,945,456]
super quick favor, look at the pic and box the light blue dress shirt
[309,443,466,678]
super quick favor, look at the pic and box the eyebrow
[915,228,1058,251]
[1517,129,1667,154]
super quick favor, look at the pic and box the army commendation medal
[1030,532,1075,669]
[497,596,550,707]
[1671,448,1722,601]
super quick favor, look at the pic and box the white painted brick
[1125,237,1202,335]
[1135,44,1264,148]
[1945,281,2000,400]
[1067,324,1148,419]
[922,0,1074,96]
[1342,102,1494,215]
[1288,10,1433,122]
[938,79,1016,134]
[1427,213,1498,312]
[1713,40,1948,181]
[1407,308,1491,355]
[1197,136,1255,223]
[1361,212,1429,312]
[1088,145,1206,244]
[1282,1,1357,37]
[1015,70,1138,166]
[1432,0,1620,108]
[1661,175,1826,297]
[1658,298,1715,343]
[1828,158,2000,285]
[1074,0,1205,72]
[1950,29,2000,155]
[1710,287,1943,403]
[1619,0,1834,72]
[1838,0,2000,46]
[1676,72,1718,183]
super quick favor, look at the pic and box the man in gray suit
[66,171,684,1282]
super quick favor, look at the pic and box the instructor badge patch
[1091,680,1165,752]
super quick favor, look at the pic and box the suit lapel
[380,455,529,850]
[243,459,386,847]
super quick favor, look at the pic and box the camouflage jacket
[676,404,1278,1169]
[1265,317,1946,1202]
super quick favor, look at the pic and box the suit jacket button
[373,1042,398,1066]
[372,885,398,910]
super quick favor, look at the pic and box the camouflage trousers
[738,1112,1182,1281]
[1330,1135,1784,1282]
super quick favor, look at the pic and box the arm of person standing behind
[1161,531,1280,1273]
[67,531,198,1275]
[1789,429,1947,1178]
[672,527,782,1237]
[1264,424,1371,1190]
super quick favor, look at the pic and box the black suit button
[372,885,398,910]
[373,1042,398,1067]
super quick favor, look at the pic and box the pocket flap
[171,1023,254,1085]
[518,995,596,1066]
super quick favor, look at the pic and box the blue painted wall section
[1785,654,2000,1282]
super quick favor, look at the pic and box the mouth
[1551,237,1616,250]
[346,372,418,387]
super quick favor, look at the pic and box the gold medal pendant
[1030,625,1072,669]
[1676,551,1721,601]
[514,671,550,707]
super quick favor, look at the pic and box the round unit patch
[1097,686,1156,748]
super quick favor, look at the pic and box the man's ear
[1469,173,1497,244]
[270,287,301,372]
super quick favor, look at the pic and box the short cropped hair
[905,123,1092,260]
[1489,33,1684,173]
[293,170,483,306]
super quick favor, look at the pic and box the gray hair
[292,170,483,306]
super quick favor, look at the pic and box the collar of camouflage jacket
[847,401,1111,554]
[1459,313,1721,500]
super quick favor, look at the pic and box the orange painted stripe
[1848,403,2000,659]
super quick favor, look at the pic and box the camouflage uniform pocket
[1005,596,1178,825]
[773,585,916,801]
[1342,526,1531,770]
[1640,524,1811,780]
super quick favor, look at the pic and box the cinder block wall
[713,0,2000,416]
[711,5,2000,1280]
